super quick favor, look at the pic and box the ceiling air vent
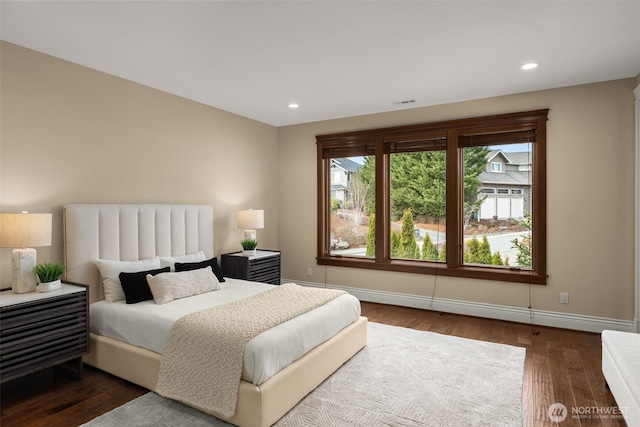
[392,99,416,106]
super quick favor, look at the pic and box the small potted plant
[241,239,258,256]
[35,262,67,292]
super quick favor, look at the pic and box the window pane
[463,143,533,268]
[390,149,446,261]
[329,156,375,257]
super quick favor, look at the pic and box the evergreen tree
[491,251,504,266]
[480,236,493,265]
[358,147,488,227]
[511,213,532,267]
[391,231,400,258]
[390,152,446,220]
[399,209,419,259]
[413,244,421,259]
[358,156,376,215]
[464,236,481,264]
[366,213,375,257]
[421,233,439,261]
[464,235,506,265]
[463,147,490,228]
[438,243,446,261]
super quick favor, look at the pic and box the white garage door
[497,198,510,219]
[479,196,525,220]
[480,197,496,220]
[511,197,524,219]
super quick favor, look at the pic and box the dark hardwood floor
[0,302,626,427]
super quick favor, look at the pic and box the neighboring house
[330,158,361,203]
[332,153,531,220]
[477,150,532,220]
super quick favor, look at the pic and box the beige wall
[0,42,279,284]
[278,78,636,321]
[2,42,636,322]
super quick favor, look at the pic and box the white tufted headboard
[63,204,214,304]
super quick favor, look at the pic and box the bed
[63,204,367,427]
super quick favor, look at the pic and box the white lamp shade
[0,213,53,248]
[237,209,264,230]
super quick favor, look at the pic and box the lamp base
[243,229,257,241]
[12,248,37,293]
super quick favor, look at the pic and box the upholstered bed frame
[63,204,367,427]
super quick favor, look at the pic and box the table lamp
[237,209,264,249]
[0,212,53,293]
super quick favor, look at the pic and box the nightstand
[0,282,89,383]
[221,250,281,285]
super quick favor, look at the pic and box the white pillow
[147,266,220,305]
[96,257,162,302]
[159,251,206,271]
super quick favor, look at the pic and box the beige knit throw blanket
[155,283,347,418]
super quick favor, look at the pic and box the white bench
[601,330,640,426]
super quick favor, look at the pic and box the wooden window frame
[316,109,549,285]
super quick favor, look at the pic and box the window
[491,162,503,172]
[317,109,548,285]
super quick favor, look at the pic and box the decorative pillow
[159,251,206,271]
[96,257,162,302]
[175,257,225,282]
[147,267,221,305]
[119,267,170,304]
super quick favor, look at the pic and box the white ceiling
[1,1,639,127]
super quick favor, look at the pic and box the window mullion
[317,155,330,258]
[532,119,547,277]
[375,138,388,263]
[446,129,460,268]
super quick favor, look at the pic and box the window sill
[317,256,546,285]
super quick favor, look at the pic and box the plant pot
[242,249,257,257]
[38,279,61,292]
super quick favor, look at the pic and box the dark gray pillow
[175,257,225,282]
[119,266,170,304]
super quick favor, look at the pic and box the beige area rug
[82,322,525,426]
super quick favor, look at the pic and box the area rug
[81,322,525,426]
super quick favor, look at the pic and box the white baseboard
[286,279,635,334]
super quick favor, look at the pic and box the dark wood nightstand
[0,282,89,383]
[221,250,281,285]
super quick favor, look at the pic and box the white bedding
[90,279,361,385]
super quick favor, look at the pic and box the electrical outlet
[306,267,312,276]
[560,293,569,304]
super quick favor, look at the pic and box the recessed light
[522,62,539,70]
[288,103,299,109]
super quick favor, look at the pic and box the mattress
[90,279,361,385]
[601,330,640,426]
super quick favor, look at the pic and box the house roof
[331,158,362,173]
[503,152,532,165]
[479,171,531,186]
[488,150,531,166]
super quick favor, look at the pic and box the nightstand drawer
[0,284,89,383]
[222,250,281,286]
